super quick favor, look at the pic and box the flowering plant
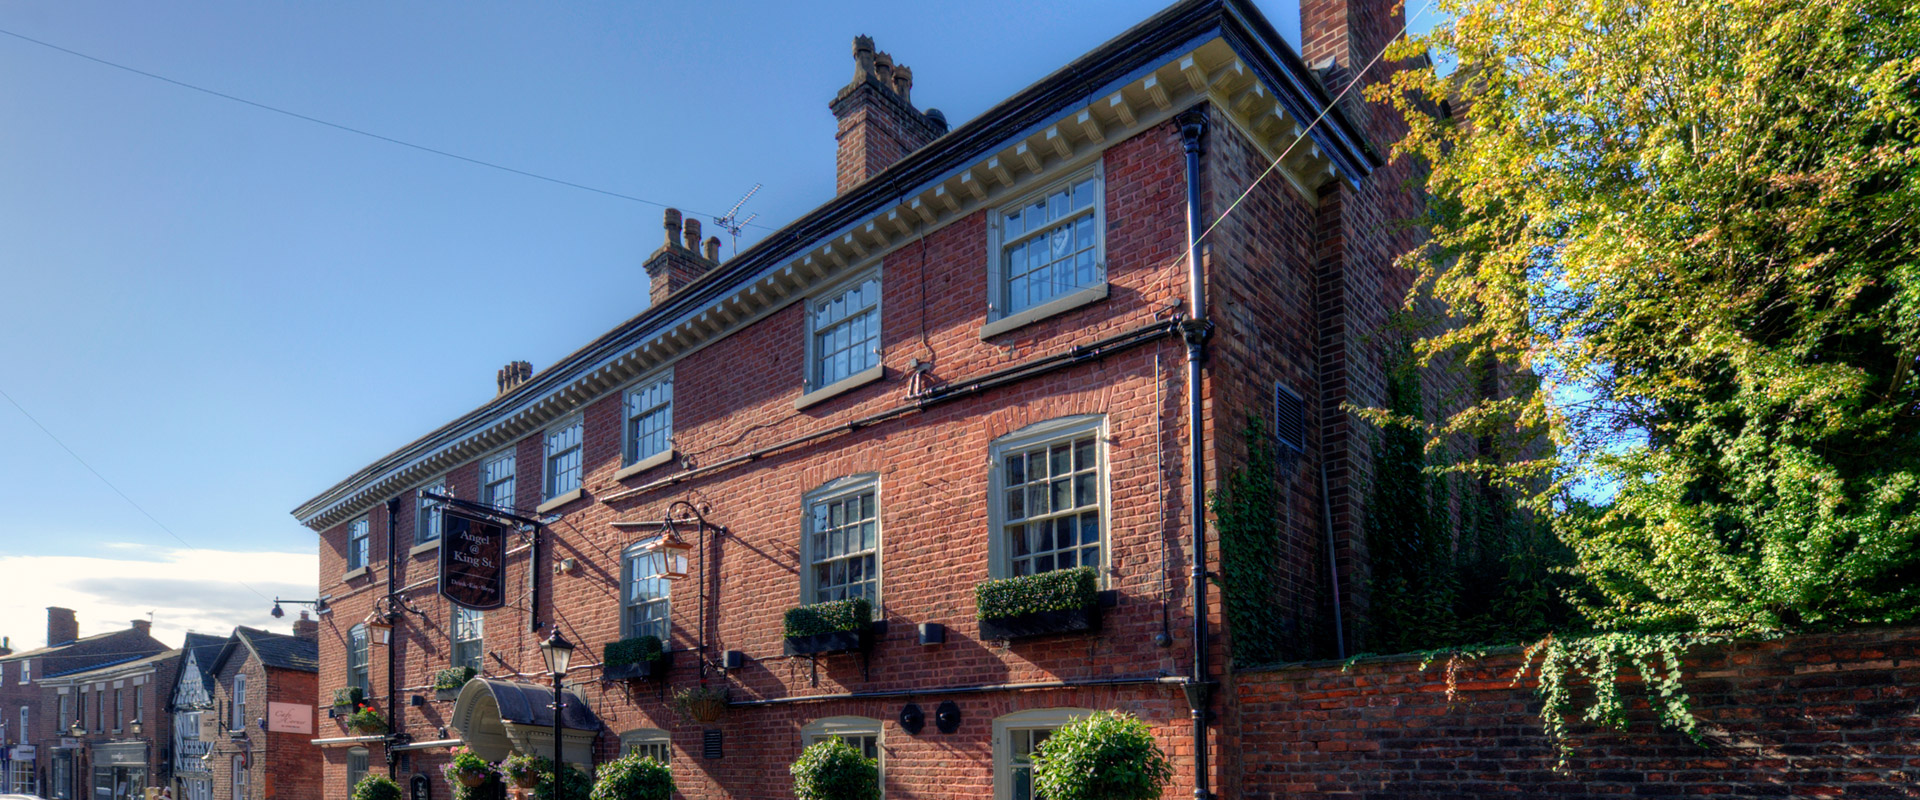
[442,747,497,787]
[345,704,385,734]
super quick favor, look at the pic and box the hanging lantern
[638,533,693,581]
[363,610,394,645]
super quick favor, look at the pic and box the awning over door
[447,679,602,766]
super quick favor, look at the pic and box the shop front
[90,742,147,800]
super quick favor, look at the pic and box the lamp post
[538,629,574,800]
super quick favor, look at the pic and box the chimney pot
[683,218,703,251]
[497,361,533,395]
[663,208,684,248]
[831,37,943,193]
[704,237,722,262]
[293,612,318,641]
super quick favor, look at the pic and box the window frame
[450,606,485,671]
[113,688,123,732]
[231,674,245,733]
[480,451,517,511]
[992,707,1095,800]
[985,415,1111,583]
[800,267,885,398]
[798,474,883,612]
[982,163,1108,338]
[542,415,585,502]
[346,516,371,573]
[619,541,673,645]
[233,754,250,800]
[620,369,675,474]
[801,716,884,796]
[617,729,672,764]
[345,747,368,794]
[346,625,370,697]
[20,659,29,684]
[415,478,448,550]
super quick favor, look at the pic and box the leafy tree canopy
[1377,0,1920,633]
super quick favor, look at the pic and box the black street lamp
[539,628,574,800]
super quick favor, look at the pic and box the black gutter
[604,320,1181,502]
[293,0,1375,527]
[727,674,1181,708]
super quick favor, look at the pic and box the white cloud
[0,547,316,651]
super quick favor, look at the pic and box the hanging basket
[456,771,489,788]
[512,773,540,790]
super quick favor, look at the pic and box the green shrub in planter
[783,597,872,637]
[531,761,592,800]
[790,738,879,800]
[1030,711,1172,800]
[975,566,1097,619]
[433,666,476,691]
[605,635,664,665]
[590,751,674,800]
[352,774,403,800]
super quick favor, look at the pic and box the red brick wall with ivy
[1233,626,1920,798]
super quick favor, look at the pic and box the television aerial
[712,183,762,255]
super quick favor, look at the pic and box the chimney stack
[1299,0,1405,124]
[1,636,12,657]
[830,35,947,194]
[497,361,533,395]
[645,208,720,305]
[293,611,318,642]
[47,607,77,647]
[131,619,151,636]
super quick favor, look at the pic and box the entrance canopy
[448,679,602,766]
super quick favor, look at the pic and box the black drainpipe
[1175,107,1212,800]
[384,497,401,777]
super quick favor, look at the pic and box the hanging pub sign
[439,507,507,610]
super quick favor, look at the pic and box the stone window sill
[794,364,885,411]
[343,566,370,581]
[408,539,442,558]
[614,450,677,482]
[536,487,584,514]
[979,283,1108,340]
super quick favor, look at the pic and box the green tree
[352,775,404,800]
[790,738,879,800]
[1029,711,1173,800]
[1377,0,1920,634]
[590,752,673,800]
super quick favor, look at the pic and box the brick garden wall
[1233,626,1920,798]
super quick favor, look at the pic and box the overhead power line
[0,384,274,603]
[0,26,769,229]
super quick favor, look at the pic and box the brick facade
[206,628,321,800]
[0,611,171,800]
[300,2,1426,799]
[1235,626,1920,798]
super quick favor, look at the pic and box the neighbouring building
[41,650,180,800]
[0,609,169,799]
[197,623,321,800]
[294,0,1427,798]
[168,632,228,800]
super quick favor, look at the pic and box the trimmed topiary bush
[590,751,674,800]
[1030,711,1172,800]
[975,566,1097,620]
[352,774,403,800]
[790,738,879,800]
[783,597,872,637]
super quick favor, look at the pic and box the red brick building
[0,609,173,800]
[189,625,321,800]
[294,0,1421,797]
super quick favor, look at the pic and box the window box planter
[976,566,1101,641]
[782,597,873,657]
[431,666,475,702]
[602,636,670,681]
[330,686,364,711]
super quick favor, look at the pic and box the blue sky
[0,0,1455,645]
